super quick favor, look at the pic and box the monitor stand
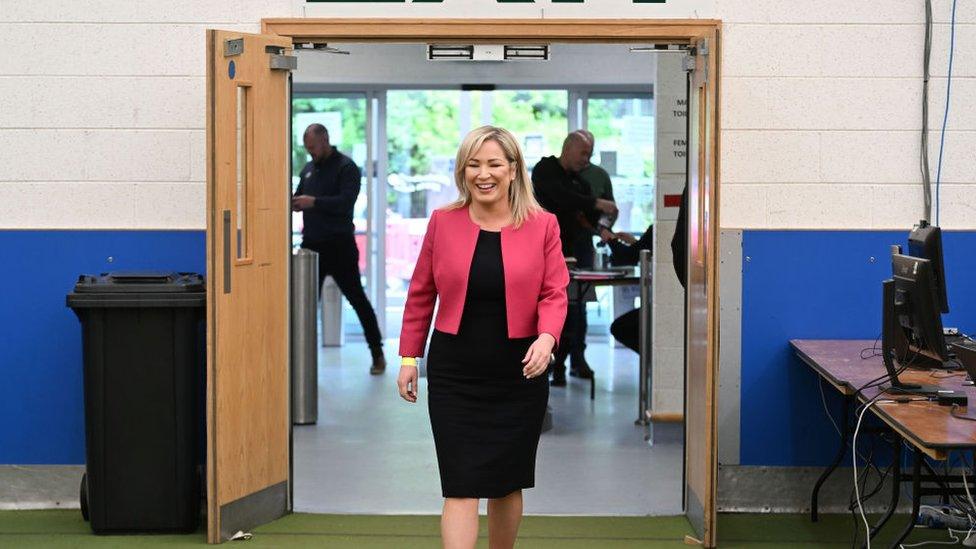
[881,279,942,396]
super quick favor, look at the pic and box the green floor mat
[0,511,959,547]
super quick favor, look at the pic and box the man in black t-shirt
[532,131,617,386]
[293,124,385,375]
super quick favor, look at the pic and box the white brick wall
[651,55,687,417]
[0,0,293,229]
[1,1,971,231]
[716,0,976,229]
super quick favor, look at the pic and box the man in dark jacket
[532,131,617,386]
[293,124,385,374]
[532,132,617,257]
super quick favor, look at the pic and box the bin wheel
[80,474,89,522]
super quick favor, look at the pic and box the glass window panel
[586,94,655,234]
[489,90,568,167]
[584,93,654,331]
[385,90,464,325]
[236,85,249,260]
[292,94,369,335]
[292,94,369,250]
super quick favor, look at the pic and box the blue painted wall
[740,230,976,466]
[0,231,205,464]
[3,228,974,466]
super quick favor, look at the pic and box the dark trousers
[302,235,383,352]
[610,308,640,353]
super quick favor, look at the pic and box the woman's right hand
[397,365,419,403]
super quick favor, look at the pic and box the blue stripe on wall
[0,231,205,464]
[740,230,976,466]
[4,228,974,467]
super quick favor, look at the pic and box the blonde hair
[445,125,543,229]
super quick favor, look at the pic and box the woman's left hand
[522,333,556,379]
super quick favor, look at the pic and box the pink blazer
[398,205,569,358]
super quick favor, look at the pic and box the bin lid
[67,272,206,309]
[72,272,205,293]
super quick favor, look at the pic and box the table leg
[920,459,954,501]
[889,448,923,549]
[868,435,902,541]
[812,394,851,522]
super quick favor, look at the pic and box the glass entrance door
[291,93,373,337]
[291,90,649,342]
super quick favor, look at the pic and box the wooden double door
[205,23,720,547]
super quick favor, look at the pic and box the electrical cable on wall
[921,0,933,223]
[935,0,959,226]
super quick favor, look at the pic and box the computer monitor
[908,220,949,313]
[880,252,949,394]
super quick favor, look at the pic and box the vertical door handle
[223,210,232,294]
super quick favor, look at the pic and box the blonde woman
[398,126,569,548]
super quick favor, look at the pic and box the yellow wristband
[400,357,418,367]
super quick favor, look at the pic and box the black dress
[426,230,550,498]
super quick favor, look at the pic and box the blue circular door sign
[228,60,236,79]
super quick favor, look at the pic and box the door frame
[262,17,721,547]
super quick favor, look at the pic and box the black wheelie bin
[67,272,205,533]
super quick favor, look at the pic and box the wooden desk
[792,339,976,460]
[791,339,976,548]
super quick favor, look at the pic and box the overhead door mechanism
[427,44,549,61]
[266,45,297,71]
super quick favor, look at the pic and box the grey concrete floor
[293,336,683,516]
